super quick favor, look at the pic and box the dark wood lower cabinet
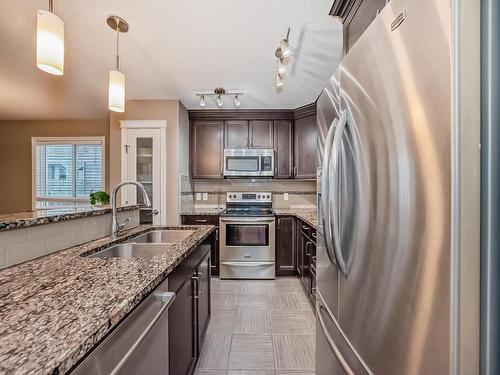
[181,215,219,276]
[168,235,213,375]
[276,216,298,276]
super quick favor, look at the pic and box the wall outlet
[196,193,202,201]
[202,193,208,201]
[284,193,289,201]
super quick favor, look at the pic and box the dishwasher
[71,278,175,375]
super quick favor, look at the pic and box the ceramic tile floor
[195,277,316,375]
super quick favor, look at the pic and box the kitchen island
[0,224,215,375]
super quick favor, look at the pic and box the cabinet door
[169,278,196,375]
[294,114,317,179]
[274,120,293,178]
[196,254,211,355]
[225,121,249,148]
[191,121,223,179]
[276,216,297,276]
[121,128,163,224]
[250,120,274,148]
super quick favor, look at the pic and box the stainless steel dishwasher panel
[70,279,175,375]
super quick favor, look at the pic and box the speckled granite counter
[0,224,214,375]
[274,208,317,228]
[180,207,225,215]
[0,204,142,231]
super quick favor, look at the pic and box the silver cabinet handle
[191,276,199,299]
[317,302,355,375]
[196,219,208,223]
[146,209,159,216]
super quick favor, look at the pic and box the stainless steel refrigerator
[316,0,452,373]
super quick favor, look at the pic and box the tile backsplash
[0,210,139,269]
[182,179,316,210]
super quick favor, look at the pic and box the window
[32,137,105,209]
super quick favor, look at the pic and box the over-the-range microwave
[223,149,274,177]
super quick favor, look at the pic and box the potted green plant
[89,191,110,207]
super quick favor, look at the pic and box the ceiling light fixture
[274,27,291,87]
[36,0,64,75]
[276,58,286,75]
[195,88,244,108]
[275,72,284,87]
[107,16,128,113]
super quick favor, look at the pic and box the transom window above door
[32,137,105,209]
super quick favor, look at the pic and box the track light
[277,59,286,75]
[107,16,128,113]
[275,73,284,87]
[196,88,243,107]
[36,0,64,75]
[234,95,241,107]
[199,95,206,107]
[216,95,223,107]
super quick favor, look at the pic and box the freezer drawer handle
[317,303,355,375]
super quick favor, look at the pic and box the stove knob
[257,195,261,199]
[266,195,270,199]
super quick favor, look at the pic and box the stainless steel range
[219,192,275,279]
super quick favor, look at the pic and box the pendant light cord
[115,25,120,72]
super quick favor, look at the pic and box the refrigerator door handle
[321,117,338,265]
[330,110,349,275]
[317,302,355,375]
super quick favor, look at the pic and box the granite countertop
[274,208,318,228]
[0,224,215,375]
[180,207,225,215]
[0,204,143,232]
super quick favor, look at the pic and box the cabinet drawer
[220,261,275,279]
[181,215,219,226]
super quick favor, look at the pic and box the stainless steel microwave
[223,149,274,177]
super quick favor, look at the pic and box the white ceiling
[0,0,342,119]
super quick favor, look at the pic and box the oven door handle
[221,261,275,266]
[220,218,275,223]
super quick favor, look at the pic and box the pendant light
[107,16,128,113]
[36,0,64,75]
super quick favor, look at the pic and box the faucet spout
[110,181,151,239]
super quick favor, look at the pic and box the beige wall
[110,100,188,224]
[0,119,109,214]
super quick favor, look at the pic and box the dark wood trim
[293,102,317,120]
[188,109,294,121]
[329,0,363,22]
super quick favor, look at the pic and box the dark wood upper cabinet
[249,120,274,148]
[329,0,388,54]
[294,112,317,179]
[225,120,249,148]
[191,120,223,179]
[274,120,293,178]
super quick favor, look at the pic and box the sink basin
[131,230,195,244]
[85,243,175,259]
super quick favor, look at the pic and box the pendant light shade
[107,16,129,113]
[109,70,125,112]
[36,9,64,75]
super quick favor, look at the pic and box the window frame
[31,136,106,210]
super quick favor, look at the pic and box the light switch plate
[284,193,289,201]
[196,193,202,201]
[202,193,208,201]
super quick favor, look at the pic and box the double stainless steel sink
[84,230,195,259]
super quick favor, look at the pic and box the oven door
[220,217,275,261]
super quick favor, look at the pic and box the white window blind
[33,137,104,208]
